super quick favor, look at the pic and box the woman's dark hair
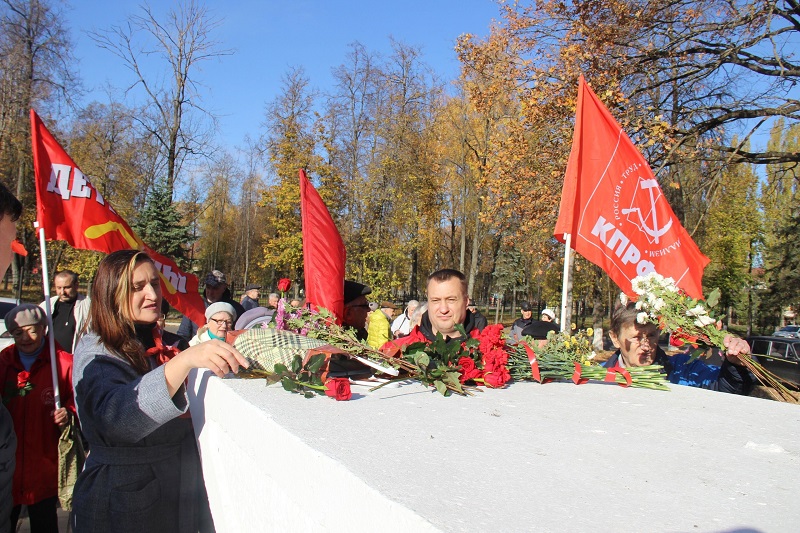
[89,250,154,373]
[609,301,642,338]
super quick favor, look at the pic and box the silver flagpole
[35,221,60,409]
[560,232,571,333]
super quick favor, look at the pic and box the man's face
[521,309,532,320]
[610,322,660,367]
[268,294,279,307]
[55,275,79,303]
[427,277,468,337]
[0,215,17,279]
[247,289,260,300]
[205,283,226,304]
[343,296,370,329]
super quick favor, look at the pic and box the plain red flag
[30,109,206,326]
[554,76,709,299]
[299,169,345,322]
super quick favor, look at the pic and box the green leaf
[688,347,705,362]
[705,288,720,309]
[273,363,288,375]
[414,352,431,369]
[306,353,327,373]
[304,391,315,399]
[281,376,297,392]
[434,380,448,396]
[291,355,302,374]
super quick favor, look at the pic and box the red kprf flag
[299,169,345,322]
[554,76,709,299]
[31,109,206,326]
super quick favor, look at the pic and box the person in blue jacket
[604,301,755,394]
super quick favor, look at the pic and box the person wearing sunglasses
[188,302,238,347]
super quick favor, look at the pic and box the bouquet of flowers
[628,272,797,401]
[395,323,511,396]
[507,329,669,390]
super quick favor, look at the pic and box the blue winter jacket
[603,348,755,395]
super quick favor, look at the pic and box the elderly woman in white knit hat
[0,303,75,532]
[188,302,238,346]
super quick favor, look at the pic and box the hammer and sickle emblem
[621,178,673,244]
[84,222,179,294]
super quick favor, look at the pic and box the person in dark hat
[521,308,560,345]
[342,280,372,341]
[0,304,75,532]
[177,269,245,342]
[509,301,535,344]
[241,284,262,311]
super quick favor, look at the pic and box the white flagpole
[560,232,571,333]
[35,221,60,410]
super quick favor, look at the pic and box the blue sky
[67,0,502,151]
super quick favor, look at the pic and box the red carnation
[457,356,482,383]
[324,378,352,401]
[483,366,510,388]
[277,278,292,293]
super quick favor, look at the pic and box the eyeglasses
[626,333,659,347]
[208,317,233,327]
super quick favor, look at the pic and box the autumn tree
[90,0,231,201]
[259,67,320,286]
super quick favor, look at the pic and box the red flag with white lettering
[30,109,206,326]
[299,169,345,322]
[554,77,709,299]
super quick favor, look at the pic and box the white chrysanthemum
[653,298,665,311]
[636,312,649,324]
[635,300,646,310]
[620,293,629,305]
[694,315,716,327]
[588,351,597,361]
[686,305,707,317]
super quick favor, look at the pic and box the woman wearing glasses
[604,300,755,394]
[189,302,237,346]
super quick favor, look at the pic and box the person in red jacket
[0,304,75,533]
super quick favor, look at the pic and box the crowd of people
[0,178,758,532]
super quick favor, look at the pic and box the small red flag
[11,240,27,256]
[299,169,345,322]
[30,109,206,326]
[554,76,709,299]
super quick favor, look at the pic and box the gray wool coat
[70,332,214,533]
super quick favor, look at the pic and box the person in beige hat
[367,301,398,349]
[0,304,75,532]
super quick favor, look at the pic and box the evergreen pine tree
[133,180,193,269]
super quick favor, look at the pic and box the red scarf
[144,327,181,367]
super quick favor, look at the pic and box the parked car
[746,336,800,384]
[772,325,800,338]
[0,296,21,351]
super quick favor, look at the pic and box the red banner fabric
[30,109,206,326]
[299,169,345,322]
[554,76,709,299]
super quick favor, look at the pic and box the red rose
[324,378,352,401]
[277,278,292,293]
[17,371,30,389]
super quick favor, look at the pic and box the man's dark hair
[427,268,468,296]
[55,269,79,285]
[0,183,22,221]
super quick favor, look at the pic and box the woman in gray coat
[70,250,248,533]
